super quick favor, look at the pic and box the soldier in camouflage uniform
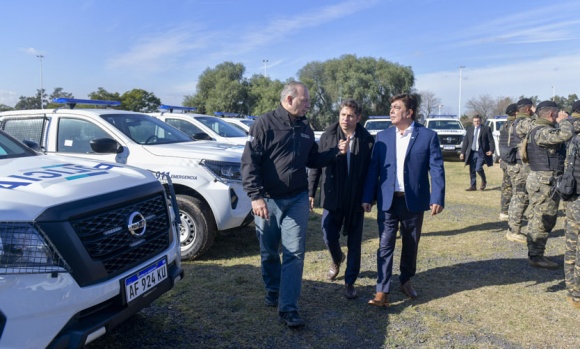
[498,103,517,221]
[563,101,580,308]
[525,100,574,269]
[505,99,535,243]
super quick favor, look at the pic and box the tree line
[3,54,578,131]
[1,55,415,130]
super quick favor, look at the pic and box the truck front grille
[72,194,170,275]
[438,135,462,145]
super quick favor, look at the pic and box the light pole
[262,59,268,77]
[36,54,44,109]
[438,104,444,115]
[552,85,555,101]
[458,66,465,118]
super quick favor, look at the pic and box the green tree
[553,93,579,113]
[298,61,333,130]
[298,54,414,129]
[120,89,161,112]
[88,87,122,102]
[0,104,13,112]
[184,62,249,116]
[247,74,284,117]
[15,89,45,110]
[45,87,75,108]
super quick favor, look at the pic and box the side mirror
[90,137,124,154]
[21,140,42,152]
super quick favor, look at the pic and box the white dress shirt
[395,122,414,192]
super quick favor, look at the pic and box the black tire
[176,195,216,260]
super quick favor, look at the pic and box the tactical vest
[498,120,515,163]
[526,126,565,172]
[570,137,580,193]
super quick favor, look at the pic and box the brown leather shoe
[480,181,487,190]
[345,284,357,299]
[326,252,346,281]
[368,292,389,307]
[400,280,418,298]
[465,187,476,191]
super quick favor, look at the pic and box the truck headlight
[200,160,242,182]
[0,223,69,275]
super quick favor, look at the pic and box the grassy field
[90,160,579,349]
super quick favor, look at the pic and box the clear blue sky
[2,0,580,114]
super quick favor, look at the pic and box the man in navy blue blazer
[460,114,494,191]
[362,93,445,307]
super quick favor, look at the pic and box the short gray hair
[280,81,306,103]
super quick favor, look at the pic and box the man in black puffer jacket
[242,81,349,328]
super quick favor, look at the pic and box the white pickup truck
[0,129,183,348]
[0,98,253,260]
[424,115,466,157]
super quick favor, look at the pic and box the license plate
[443,145,455,150]
[124,257,168,303]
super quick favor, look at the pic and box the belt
[394,191,405,197]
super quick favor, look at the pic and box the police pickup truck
[484,115,507,163]
[364,116,392,138]
[0,98,253,260]
[0,129,183,348]
[424,115,466,157]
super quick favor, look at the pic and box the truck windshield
[100,114,193,145]
[0,131,37,159]
[365,121,392,131]
[194,116,247,137]
[427,121,463,130]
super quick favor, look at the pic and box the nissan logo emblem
[127,212,146,237]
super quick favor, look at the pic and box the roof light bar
[427,114,459,119]
[160,105,197,113]
[368,116,390,119]
[52,98,121,109]
[214,111,239,117]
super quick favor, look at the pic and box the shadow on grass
[89,255,565,349]
[407,256,565,308]
[428,220,506,237]
[89,263,394,349]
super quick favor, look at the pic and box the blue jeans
[254,191,309,313]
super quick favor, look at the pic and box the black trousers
[321,208,364,285]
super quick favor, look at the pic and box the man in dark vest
[562,118,580,308]
[506,98,535,244]
[308,99,374,299]
[525,100,573,269]
[498,103,517,220]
